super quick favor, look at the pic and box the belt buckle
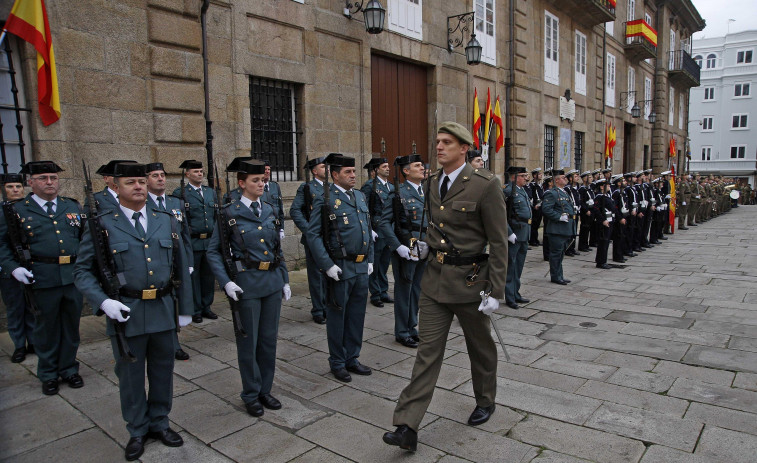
[199,233,208,239]
[59,255,71,264]
[528,219,532,224]
[142,289,157,300]
[258,261,270,270]
[355,254,365,263]
[436,251,445,264]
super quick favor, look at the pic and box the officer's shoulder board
[167,194,182,201]
[222,201,235,209]
[472,168,494,181]
[59,196,80,204]
[262,199,276,209]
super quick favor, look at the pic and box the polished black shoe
[565,251,576,257]
[596,263,612,269]
[42,379,59,395]
[625,252,637,257]
[635,248,645,252]
[245,399,265,417]
[613,258,627,263]
[383,425,418,452]
[26,344,35,355]
[643,244,654,248]
[515,297,530,304]
[11,347,26,363]
[202,310,218,320]
[689,223,698,226]
[331,368,352,382]
[148,427,183,447]
[468,404,496,426]
[125,436,146,461]
[259,393,282,410]
[563,279,571,284]
[650,240,662,245]
[679,226,689,230]
[411,334,420,343]
[347,362,372,376]
[397,337,418,348]
[551,279,568,285]
[370,300,384,308]
[63,373,84,389]
[505,301,519,310]
[578,247,591,252]
[192,314,203,323]
[313,315,327,325]
[380,295,394,303]
[175,349,190,361]
[659,236,668,240]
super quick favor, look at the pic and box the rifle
[302,160,312,222]
[391,163,414,282]
[82,161,136,363]
[180,168,193,235]
[224,169,231,205]
[321,160,344,311]
[2,191,40,317]
[213,163,247,337]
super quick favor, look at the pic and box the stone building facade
[1,0,703,265]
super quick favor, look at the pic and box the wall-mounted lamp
[344,0,386,34]
[447,12,482,65]
[620,91,656,122]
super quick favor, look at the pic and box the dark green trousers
[33,284,82,382]
[192,251,216,315]
[236,290,282,404]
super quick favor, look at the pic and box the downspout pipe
[201,0,214,186]
[504,0,515,173]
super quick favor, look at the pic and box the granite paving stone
[426,387,525,434]
[668,377,757,414]
[170,389,256,443]
[639,445,715,463]
[530,450,594,463]
[496,361,588,393]
[531,355,617,380]
[141,431,234,462]
[604,310,694,329]
[576,379,689,417]
[213,421,314,462]
[619,323,730,347]
[733,371,757,391]
[6,428,122,463]
[652,360,735,385]
[536,341,604,361]
[594,351,659,371]
[606,367,676,393]
[694,426,757,463]
[684,402,757,436]
[683,345,757,374]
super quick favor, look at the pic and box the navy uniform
[610,175,630,262]
[206,160,290,417]
[577,171,595,252]
[503,166,532,309]
[377,155,427,348]
[542,170,575,284]
[528,168,544,246]
[172,160,217,322]
[361,157,394,307]
[625,173,643,253]
[74,163,192,459]
[0,161,84,395]
[307,154,374,382]
[289,156,327,324]
[564,170,581,257]
[591,179,616,269]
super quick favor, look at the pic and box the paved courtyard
[2,207,757,462]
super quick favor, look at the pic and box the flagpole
[0,31,6,48]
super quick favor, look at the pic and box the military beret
[467,149,482,161]
[179,160,203,170]
[96,160,135,176]
[396,154,423,166]
[325,153,355,167]
[21,161,64,175]
[1,173,24,184]
[238,160,266,175]
[227,156,254,173]
[506,166,527,174]
[438,121,474,146]
[145,162,164,174]
[113,163,146,178]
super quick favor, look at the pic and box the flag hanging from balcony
[472,88,481,149]
[3,0,61,126]
[607,0,617,7]
[626,19,657,47]
[492,96,504,153]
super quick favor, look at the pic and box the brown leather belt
[430,249,488,266]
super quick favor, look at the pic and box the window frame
[544,10,559,85]
[701,146,712,161]
[644,76,652,119]
[703,86,715,101]
[731,113,749,130]
[574,131,584,171]
[668,86,675,126]
[706,53,717,69]
[575,30,587,95]
[544,125,556,171]
[730,145,746,159]
[606,52,616,107]
[702,116,714,131]
[737,49,753,64]
[734,82,751,98]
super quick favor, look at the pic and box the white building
[689,30,757,185]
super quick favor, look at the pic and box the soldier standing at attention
[577,171,595,252]
[383,122,508,451]
[289,156,328,324]
[677,174,690,230]
[224,156,253,203]
[528,168,544,247]
[592,178,616,269]
[563,170,581,257]
[261,160,285,240]
[145,162,194,361]
[0,161,84,395]
[0,173,35,363]
[542,169,574,285]
[504,166,531,310]
[89,160,134,212]
[361,157,394,308]
[467,149,484,169]
[378,154,427,348]
[206,160,291,418]
[173,160,218,323]
[540,175,554,261]
[74,163,193,460]
[307,154,374,383]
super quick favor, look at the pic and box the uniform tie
[418,184,423,196]
[264,183,269,192]
[251,201,260,217]
[132,212,146,239]
[346,190,355,203]
[440,176,449,201]
[157,196,166,211]
[45,201,55,215]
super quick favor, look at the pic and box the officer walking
[206,160,291,417]
[0,161,84,395]
[74,163,193,460]
[542,169,574,285]
[378,154,427,348]
[289,156,328,324]
[0,173,35,363]
[307,154,374,383]
[383,122,508,451]
[504,166,531,310]
[173,160,218,323]
[361,157,393,308]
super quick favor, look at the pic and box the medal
[335,199,342,206]
[343,216,349,225]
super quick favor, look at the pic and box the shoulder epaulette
[59,196,80,204]
[472,168,494,180]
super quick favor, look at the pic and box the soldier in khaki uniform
[383,122,508,452]
[677,175,690,230]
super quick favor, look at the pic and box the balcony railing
[623,20,657,62]
[544,0,615,27]
[668,50,700,88]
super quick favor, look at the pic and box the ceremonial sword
[480,290,510,362]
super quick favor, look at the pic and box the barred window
[544,125,556,170]
[574,131,583,170]
[249,77,302,182]
[0,37,32,175]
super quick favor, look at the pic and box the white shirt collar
[377,177,388,186]
[148,192,165,204]
[314,178,323,186]
[440,162,466,191]
[107,187,118,200]
[31,194,57,210]
[407,180,421,192]
[239,195,261,210]
[119,203,148,225]
[333,184,352,196]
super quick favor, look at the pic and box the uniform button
[145,244,149,248]
[113,250,117,254]
[264,251,268,255]
[260,239,264,242]
[53,221,57,225]
[441,239,446,244]
[439,223,444,227]
[147,258,152,262]
[61,250,65,253]
[149,271,154,275]
[56,230,60,234]
[440,206,444,210]
[150,285,155,289]
[59,240,63,243]
[258,226,262,230]
[462,208,466,211]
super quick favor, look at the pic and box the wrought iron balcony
[623,20,657,63]
[668,50,700,88]
[543,0,615,27]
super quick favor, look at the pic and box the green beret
[438,121,473,146]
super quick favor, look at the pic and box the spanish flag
[625,19,657,47]
[4,0,61,126]
[609,124,617,156]
[604,124,610,160]
[492,96,504,153]
[472,89,481,149]
[669,137,676,157]
[483,88,492,145]
[669,164,676,232]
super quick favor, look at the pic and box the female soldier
[206,160,291,417]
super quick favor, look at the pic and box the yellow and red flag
[608,0,617,7]
[669,137,676,157]
[604,124,610,160]
[625,19,658,47]
[472,88,481,149]
[492,96,504,152]
[669,164,676,232]
[609,124,617,155]
[483,88,492,145]
[4,0,60,126]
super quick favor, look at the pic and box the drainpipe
[201,0,214,186]
[505,0,515,172]
[602,25,606,114]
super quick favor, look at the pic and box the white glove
[188,267,194,275]
[326,265,342,281]
[371,230,378,242]
[178,315,192,327]
[478,297,499,316]
[367,263,374,275]
[279,230,285,241]
[682,201,687,206]
[665,194,671,200]
[508,233,516,244]
[282,283,291,301]
[100,299,131,322]
[587,199,595,206]
[224,281,244,301]
[559,213,569,223]
[417,241,429,260]
[396,244,412,260]
[11,267,34,284]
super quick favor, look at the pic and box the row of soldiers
[675,173,741,227]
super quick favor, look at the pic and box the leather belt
[191,232,210,239]
[234,258,279,271]
[119,286,171,300]
[31,255,77,265]
[342,254,366,263]
[430,249,488,266]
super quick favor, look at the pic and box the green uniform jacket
[290,179,324,245]
[378,180,426,251]
[421,164,508,302]
[503,183,532,242]
[261,181,284,230]
[0,194,83,289]
[83,187,119,213]
[360,178,394,229]
[146,194,194,267]
[542,187,576,236]
[172,184,217,251]
[73,209,193,337]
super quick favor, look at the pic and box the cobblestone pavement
[2,207,757,462]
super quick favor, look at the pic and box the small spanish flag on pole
[3,0,61,126]
[492,96,504,153]
[472,89,481,149]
